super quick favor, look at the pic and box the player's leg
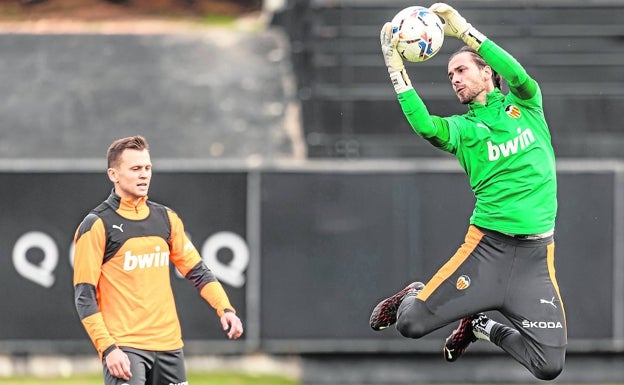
[370,281,425,330]
[152,349,188,385]
[393,226,509,338]
[475,236,566,380]
[103,348,153,385]
[483,321,566,380]
[440,227,523,362]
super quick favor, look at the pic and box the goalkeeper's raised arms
[430,2,487,51]
[380,22,413,94]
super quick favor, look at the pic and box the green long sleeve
[397,89,450,149]
[478,39,538,100]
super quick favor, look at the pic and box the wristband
[461,27,487,51]
[389,69,413,94]
[102,344,118,359]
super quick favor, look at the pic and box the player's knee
[396,317,427,339]
[532,360,564,380]
[395,299,431,338]
[532,345,565,380]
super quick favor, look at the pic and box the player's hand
[429,3,470,39]
[380,22,412,94]
[221,311,244,339]
[105,347,132,381]
[380,22,404,74]
[430,3,487,51]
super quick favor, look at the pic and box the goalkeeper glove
[430,3,486,51]
[380,22,413,94]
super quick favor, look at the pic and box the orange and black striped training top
[73,191,234,358]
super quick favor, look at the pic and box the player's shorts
[103,347,187,385]
[415,224,567,347]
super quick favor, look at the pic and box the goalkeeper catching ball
[369,3,566,380]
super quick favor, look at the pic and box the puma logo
[112,224,124,232]
[540,296,558,309]
[476,123,490,131]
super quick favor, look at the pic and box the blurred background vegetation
[0,0,263,20]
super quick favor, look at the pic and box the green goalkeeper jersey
[397,39,557,235]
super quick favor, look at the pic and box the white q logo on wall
[12,231,59,288]
[201,231,249,288]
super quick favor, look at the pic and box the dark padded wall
[259,170,616,347]
[0,168,617,354]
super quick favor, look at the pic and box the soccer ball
[391,6,444,63]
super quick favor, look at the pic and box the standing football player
[369,3,566,380]
[73,135,243,385]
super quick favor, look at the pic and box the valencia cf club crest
[505,104,521,118]
[456,275,471,290]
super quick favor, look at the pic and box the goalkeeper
[369,3,567,380]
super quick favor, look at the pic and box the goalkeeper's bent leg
[489,324,565,380]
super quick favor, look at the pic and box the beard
[457,92,473,105]
[456,85,485,105]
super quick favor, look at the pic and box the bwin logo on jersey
[522,320,564,329]
[123,246,170,271]
[487,127,536,161]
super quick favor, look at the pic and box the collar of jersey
[108,190,149,217]
[467,88,504,115]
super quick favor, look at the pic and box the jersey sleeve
[166,209,203,276]
[397,88,455,153]
[167,210,235,317]
[479,39,541,106]
[73,215,117,358]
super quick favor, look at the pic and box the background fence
[1,159,622,358]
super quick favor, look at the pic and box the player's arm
[166,210,236,317]
[73,215,118,358]
[430,2,539,101]
[478,40,539,102]
[398,90,453,150]
[185,257,243,339]
[380,22,452,150]
[167,210,243,338]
